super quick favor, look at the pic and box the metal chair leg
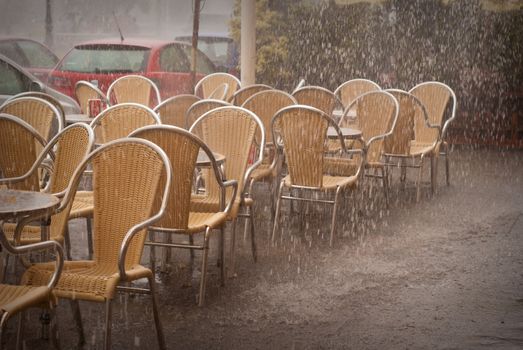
[86,217,93,260]
[147,276,166,350]
[149,231,156,274]
[219,226,225,286]
[229,219,237,278]
[15,311,24,350]
[444,142,450,186]
[0,314,8,350]
[64,227,72,261]
[271,182,284,244]
[382,166,389,208]
[416,157,424,202]
[69,299,85,346]
[329,188,341,247]
[49,307,61,350]
[249,205,257,263]
[103,299,112,350]
[198,228,211,307]
[430,155,438,196]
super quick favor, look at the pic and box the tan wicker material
[207,83,229,100]
[130,125,237,306]
[153,94,200,128]
[292,86,341,117]
[7,92,67,131]
[232,84,272,106]
[2,124,93,261]
[194,73,241,101]
[185,99,230,133]
[0,231,63,346]
[189,106,265,276]
[0,97,62,158]
[90,103,161,145]
[384,90,416,155]
[0,114,47,191]
[22,138,171,349]
[407,81,457,198]
[75,80,109,114]
[271,105,363,246]
[324,91,399,206]
[334,79,381,110]
[107,75,161,108]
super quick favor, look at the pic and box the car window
[198,39,230,67]
[180,46,216,75]
[0,60,30,95]
[159,45,190,73]
[59,46,149,73]
[0,42,27,66]
[17,40,58,68]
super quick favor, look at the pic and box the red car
[47,38,217,101]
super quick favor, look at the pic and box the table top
[0,190,60,221]
[66,113,93,125]
[332,108,357,120]
[197,151,225,167]
[327,127,362,139]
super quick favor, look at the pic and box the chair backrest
[272,105,335,188]
[154,94,200,128]
[384,90,425,155]
[194,73,241,102]
[334,79,381,109]
[347,91,399,163]
[207,83,229,101]
[43,123,94,239]
[292,86,341,117]
[75,80,109,114]
[242,89,297,144]
[63,138,171,267]
[89,103,161,145]
[130,125,223,230]
[190,106,264,202]
[409,81,457,143]
[8,92,67,130]
[107,75,161,108]
[0,113,46,191]
[185,99,231,132]
[0,96,62,142]
[232,84,272,106]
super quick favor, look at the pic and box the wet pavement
[8,146,523,349]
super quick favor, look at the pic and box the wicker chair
[231,84,272,106]
[129,125,238,306]
[189,106,264,276]
[0,227,64,349]
[324,91,399,206]
[22,138,172,350]
[409,81,457,191]
[75,80,109,114]
[0,114,47,192]
[334,79,381,111]
[292,86,342,118]
[207,83,229,101]
[7,92,67,131]
[194,72,241,102]
[1,123,94,260]
[185,99,231,133]
[90,103,161,145]
[154,94,200,128]
[0,97,62,151]
[107,75,161,108]
[381,89,433,201]
[241,89,297,214]
[271,105,364,247]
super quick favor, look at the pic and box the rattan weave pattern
[232,84,272,106]
[75,80,108,114]
[195,73,240,101]
[410,83,450,145]
[334,79,381,109]
[154,94,200,128]
[107,75,160,108]
[292,86,339,116]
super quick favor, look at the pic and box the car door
[0,57,32,105]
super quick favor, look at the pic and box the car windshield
[59,45,149,73]
[176,36,234,67]
[17,40,58,68]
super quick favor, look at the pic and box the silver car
[0,53,80,114]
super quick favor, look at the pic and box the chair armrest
[0,222,64,289]
[220,179,238,214]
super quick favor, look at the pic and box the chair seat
[0,284,53,316]
[282,173,357,190]
[2,223,63,245]
[22,261,152,302]
[323,157,360,177]
[409,141,441,156]
[70,191,94,219]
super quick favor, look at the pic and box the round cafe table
[0,190,60,222]
[196,150,225,167]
